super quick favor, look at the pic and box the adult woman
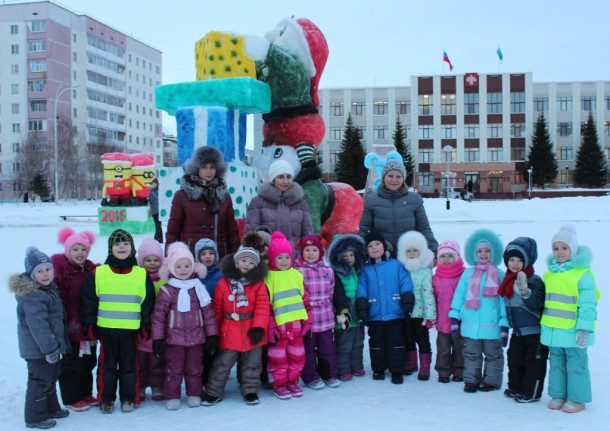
[359,159,438,258]
[245,159,313,245]
[166,146,240,258]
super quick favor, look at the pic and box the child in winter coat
[294,234,339,389]
[498,237,548,403]
[432,240,465,383]
[356,231,414,385]
[10,247,71,429]
[397,230,436,381]
[449,229,507,393]
[329,234,368,381]
[542,225,598,413]
[136,238,167,402]
[80,229,156,414]
[265,231,310,400]
[51,228,98,412]
[151,242,218,410]
[201,246,270,406]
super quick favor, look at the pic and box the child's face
[33,264,54,285]
[302,246,320,264]
[173,258,193,280]
[552,242,571,264]
[507,256,524,273]
[405,247,420,259]
[199,249,216,267]
[236,257,256,274]
[142,255,161,273]
[69,244,89,265]
[438,253,456,265]
[367,240,384,260]
[476,246,491,264]
[343,251,356,266]
[274,253,292,271]
[112,241,132,260]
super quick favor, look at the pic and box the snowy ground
[0,196,608,430]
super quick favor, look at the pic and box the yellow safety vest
[95,265,147,330]
[266,268,308,326]
[541,268,592,329]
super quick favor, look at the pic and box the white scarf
[168,277,211,312]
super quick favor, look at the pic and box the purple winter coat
[151,276,218,346]
[245,182,313,245]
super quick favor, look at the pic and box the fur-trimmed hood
[258,181,305,206]
[184,146,227,179]
[546,245,593,271]
[219,254,268,284]
[328,233,367,277]
[396,230,435,270]
[464,228,503,266]
[180,174,229,202]
[8,273,50,296]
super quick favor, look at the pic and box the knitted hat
[166,242,195,278]
[183,146,227,179]
[296,143,316,165]
[552,224,578,253]
[58,228,94,259]
[268,231,294,270]
[298,234,325,259]
[137,238,165,266]
[194,238,219,264]
[437,240,461,260]
[364,230,386,252]
[268,160,294,182]
[234,246,261,266]
[476,240,491,252]
[108,229,135,258]
[24,247,53,280]
[242,232,267,253]
[381,159,407,181]
[503,237,538,269]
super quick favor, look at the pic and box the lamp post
[565,166,569,188]
[53,82,78,204]
[443,145,453,210]
[527,167,533,200]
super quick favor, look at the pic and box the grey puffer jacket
[9,274,70,359]
[245,182,314,245]
[359,186,438,257]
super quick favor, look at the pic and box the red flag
[443,51,453,71]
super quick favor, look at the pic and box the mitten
[576,330,590,348]
[268,317,281,344]
[45,350,59,364]
[421,320,435,330]
[401,292,415,317]
[356,297,369,325]
[500,326,509,348]
[450,318,461,340]
[516,271,531,296]
[248,327,265,345]
[152,339,165,360]
[205,335,219,356]
[140,324,151,342]
[301,320,312,338]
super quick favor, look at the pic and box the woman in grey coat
[359,159,438,258]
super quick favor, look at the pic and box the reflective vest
[541,268,591,329]
[95,265,147,329]
[266,268,308,326]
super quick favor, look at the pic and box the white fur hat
[268,160,294,182]
[397,230,434,268]
[552,224,578,253]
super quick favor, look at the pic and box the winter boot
[404,350,418,375]
[417,353,432,381]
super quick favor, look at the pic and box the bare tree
[52,116,81,200]
[12,133,52,200]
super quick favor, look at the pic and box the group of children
[10,223,598,428]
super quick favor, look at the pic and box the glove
[205,335,219,356]
[248,327,265,345]
[401,292,415,317]
[576,330,590,348]
[152,340,165,359]
[421,320,435,330]
[82,324,98,341]
[140,324,151,342]
[45,350,59,364]
[356,298,369,326]
[268,317,281,344]
[500,326,509,348]
[450,318,461,340]
[516,272,531,296]
[301,320,312,338]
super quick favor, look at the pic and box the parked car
[440,187,463,199]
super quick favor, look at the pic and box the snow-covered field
[0,196,608,430]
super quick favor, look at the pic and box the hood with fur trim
[8,273,52,296]
[219,253,268,284]
[184,146,227,179]
[464,228,504,266]
[396,230,435,270]
[328,233,367,277]
[546,245,593,271]
[258,181,305,206]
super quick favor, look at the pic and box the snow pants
[163,344,204,399]
[368,319,405,374]
[548,346,591,403]
[507,333,548,399]
[335,326,365,375]
[58,341,97,405]
[463,337,504,388]
[301,329,337,384]
[25,358,61,425]
[138,350,164,391]
[98,333,138,404]
[404,317,432,354]
[207,347,262,397]
[267,333,305,388]
[435,332,464,377]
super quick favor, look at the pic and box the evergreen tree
[525,113,558,189]
[29,172,51,198]
[392,116,416,186]
[334,114,367,189]
[574,112,608,188]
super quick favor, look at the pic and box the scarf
[435,258,466,279]
[498,266,535,299]
[168,277,211,312]
[466,262,499,309]
[189,175,221,213]
[229,277,249,308]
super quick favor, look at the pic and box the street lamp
[527,167,533,200]
[443,145,453,210]
[53,82,79,204]
[565,166,569,188]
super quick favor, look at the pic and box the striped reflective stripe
[99,310,142,320]
[274,302,306,315]
[542,307,576,320]
[99,294,143,304]
[545,293,577,304]
[273,288,302,301]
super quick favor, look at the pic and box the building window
[417,125,433,139]
[464,93,479,114]
[418,95,433,116]
[419,172,433,187]
[441,94,456,115]
[605,121,610,136]
[465,124,479,138]
[30,100,47,111]
[13,143,21,152]
[12,104,20,114]
[557,96,572,111]
[442,149,456,163]
[11,84,19,94]
[11,64,19,74]
[487,148,503,162]
[330,127,342,141]
[11,44,20,54]
[441,124,457,138]
[373,101,388,116]
[405,125,411,139]
[27,40,46,52]
[557,122,572,137]
[465,149,480,162]
[510,92,525,113]
[330,102,343,116]
[534,97,549,112]
[355,126,366,139]
[396,101,410,115]
[351,102,365,116]
[487,93,502,113]
[487,123,503,138]
[510,123,525,138]
[28,79,46,92]
[581,96,596,111]
[606,96,610,110]
[28,120,48,131]
[557,146,573,161]
[511,147,526,161]
[30,20,47,32]
[29,60,47,73]
[13,123,21,133]
[10,24,18,34]
[373,126,388,140]
[418,149,434,163]
[73,52,78,62]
